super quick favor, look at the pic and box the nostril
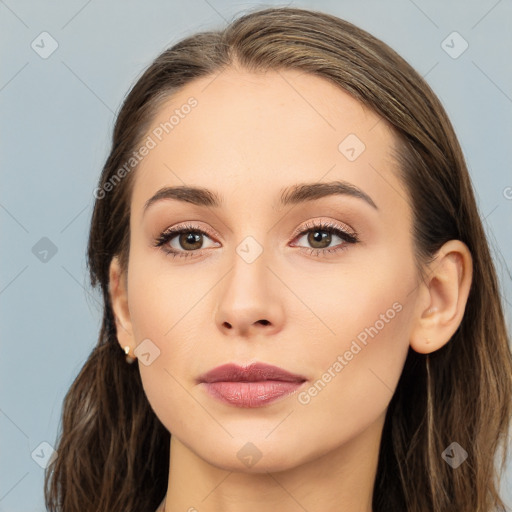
[258,320,270,326]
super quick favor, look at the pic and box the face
[112,68,422,472]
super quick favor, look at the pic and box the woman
[44,6,512,512]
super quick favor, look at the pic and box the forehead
[131,68,407,217]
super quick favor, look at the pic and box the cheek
[295,310,410,452]
[125,257,214,431]
[126,246,209,343]
[292,255,415,441]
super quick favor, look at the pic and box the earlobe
[109,256,135,352]
[410,240,473,355]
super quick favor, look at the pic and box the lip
[198,363,307,408]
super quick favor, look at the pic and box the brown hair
[44,6,512,511]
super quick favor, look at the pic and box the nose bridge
[214,235,284,335]
[223,239,270,311]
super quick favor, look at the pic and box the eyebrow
[143,180,378,214]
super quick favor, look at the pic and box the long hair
[44,7,512,511]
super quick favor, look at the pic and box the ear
[109,255,136,353]
[410,240,473,354]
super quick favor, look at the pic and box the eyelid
[159,221,219,240]
[158,217,356,244]
[291,217,357,240]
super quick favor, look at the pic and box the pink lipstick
[198,362,306,408]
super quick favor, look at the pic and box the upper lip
[198,363,306,383]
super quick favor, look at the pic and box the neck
[159,412,385,512]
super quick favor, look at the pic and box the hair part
[45,7,511,512]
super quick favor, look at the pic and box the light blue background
[1,1,511,510]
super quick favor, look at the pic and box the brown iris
[308,230,331,249]
[179,232,203,250]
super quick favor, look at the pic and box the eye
[153,222,219,259]
[290,220,359,257]
[153,219,359,260]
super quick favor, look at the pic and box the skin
[109,67,473,512]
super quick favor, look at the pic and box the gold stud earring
[124,345,136,364]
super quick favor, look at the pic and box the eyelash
[153,220,359,259]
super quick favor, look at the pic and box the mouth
[198,362,307,408]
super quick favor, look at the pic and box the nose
[214,252,285,338]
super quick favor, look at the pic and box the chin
[195,436,309,474]
[210,451,301,474]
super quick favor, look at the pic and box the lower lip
[202,380,305,408]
